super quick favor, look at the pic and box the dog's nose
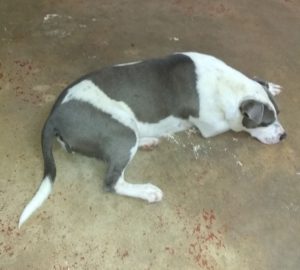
[280,132,287,141]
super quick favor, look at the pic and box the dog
[19,52,286,227]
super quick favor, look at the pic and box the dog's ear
[240,100,264,128]
[267,82,282,96]
[253,77,280,114]
[253,77,282,96]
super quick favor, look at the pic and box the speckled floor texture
[0,0,299,269]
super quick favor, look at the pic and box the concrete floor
[0,0,300,269]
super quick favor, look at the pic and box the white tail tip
[19,176,52,228]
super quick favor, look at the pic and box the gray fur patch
[87,54,199,123]
[240,99,276,129]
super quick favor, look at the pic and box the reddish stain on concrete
[188,209,225,269]
[116,248,129,261]
[1,59,46,105]
[174,207,226,269]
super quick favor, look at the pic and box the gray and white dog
[19,52,286,227]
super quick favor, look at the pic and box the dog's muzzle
[247,121,286,144]
[279,132,287,141]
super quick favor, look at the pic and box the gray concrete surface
[0,0,300,269]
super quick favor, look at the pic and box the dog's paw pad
[142,184,163,203]
[268,82,282,96]
[140,144,158,151]
[139,138,160,151]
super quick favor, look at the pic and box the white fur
[62,53,284,144]
[245,120,285,144]
[19,176,52,228]
[62,80,193,140]
[57,136,68,151]
[137,116,192,138]
[182,52,243,136]
[62,80,137,131]
[125,137,164,202]
[182,52,282,141]
[114,174,163,202]
[130,139,139,161]
[18,52,285,227]
[268,82,282,96]
[138,137,160,147]
[114,61,141,67]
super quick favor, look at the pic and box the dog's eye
[259,118,275,127]
[259,122,270,127]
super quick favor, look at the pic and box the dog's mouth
[246,120,286,145]
[252,132,287,144]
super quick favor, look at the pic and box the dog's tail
[19,121,56,228]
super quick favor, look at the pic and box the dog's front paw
[139,137,160,151]
[268,82,282,96]
[142,183,163,203]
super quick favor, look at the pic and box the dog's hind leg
[113,173,163,202]
[104,132,163,203]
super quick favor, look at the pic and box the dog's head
[239,79,286,144]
